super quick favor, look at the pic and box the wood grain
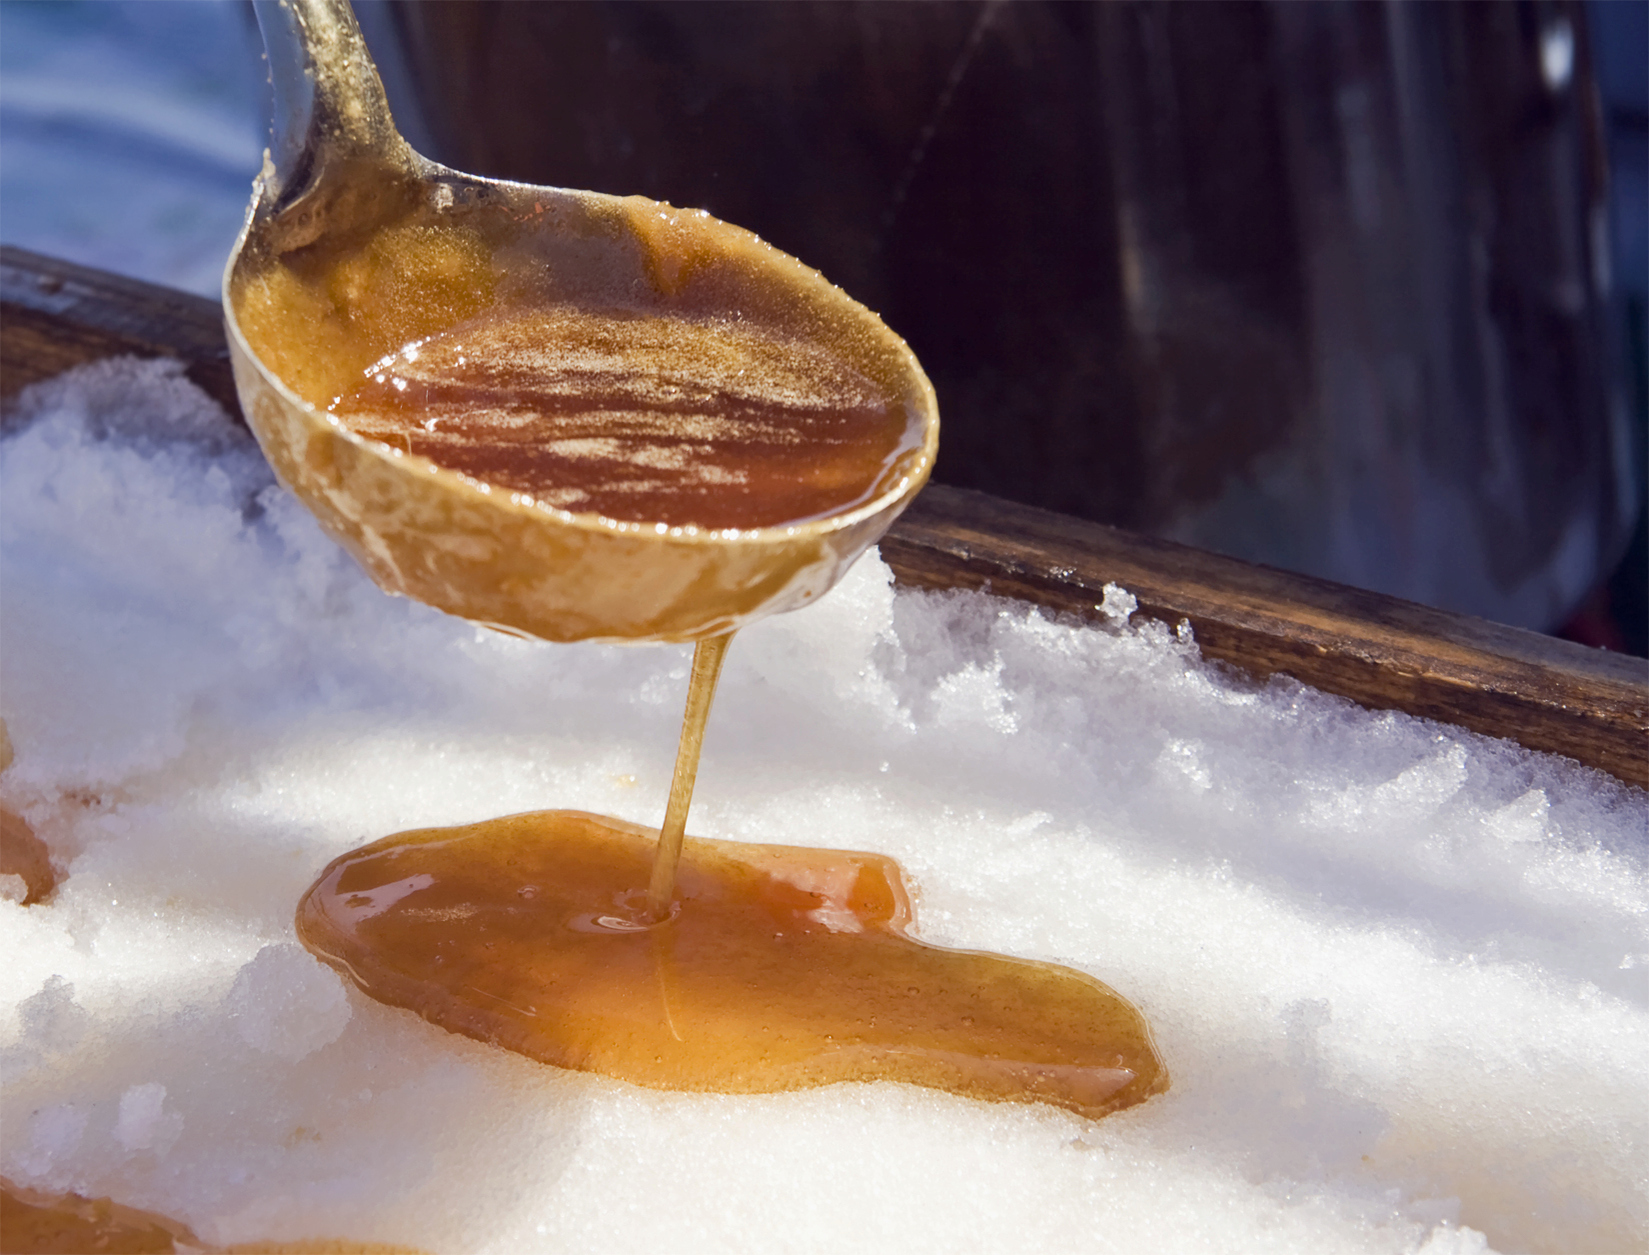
[1,246,239,422]
[884,489,1647,787]
[5,244,1644,787]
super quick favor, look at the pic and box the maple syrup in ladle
[228,0,1165,1124]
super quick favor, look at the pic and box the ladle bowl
[223,0,937,643]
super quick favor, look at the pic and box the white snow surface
[1,358,1645,1254]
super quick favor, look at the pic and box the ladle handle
[253,0,414,225]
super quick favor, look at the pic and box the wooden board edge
[1,246,239,421]
[882,492,1647,788]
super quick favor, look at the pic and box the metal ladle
[223,0,938,646]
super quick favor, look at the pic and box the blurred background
[2,0,1643,652]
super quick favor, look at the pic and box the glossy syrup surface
[325,306,916,530]
[297,810,1167,1120]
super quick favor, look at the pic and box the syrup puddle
[297,809,1167,1120]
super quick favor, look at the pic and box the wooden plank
[884,489,1648,787]
[5,244,1645,787]
[1,246,238,423]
